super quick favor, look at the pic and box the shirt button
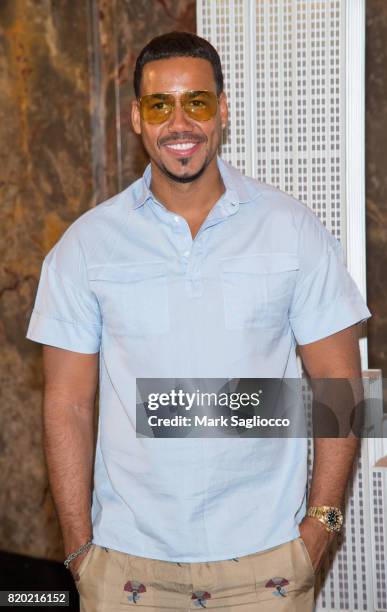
[183,250,190,257]
[174,215,180,222]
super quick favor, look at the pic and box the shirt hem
[91,526,301,563]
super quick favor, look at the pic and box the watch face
[326,509,343,531]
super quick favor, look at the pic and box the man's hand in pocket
[68,548,91,584]
[299,517,335,574]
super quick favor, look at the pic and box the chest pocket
[89,261,170,336]
[220,253,299,330]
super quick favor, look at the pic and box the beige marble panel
[365,0,387,405]
[0,0,94,560]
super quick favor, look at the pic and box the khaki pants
[77,537,315,611]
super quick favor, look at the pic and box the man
[26,31,371,611]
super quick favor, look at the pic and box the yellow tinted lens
[182,91,218,121]
[140,94,174,124]
[139,91,218,124]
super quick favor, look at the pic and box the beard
[156,155,210,184]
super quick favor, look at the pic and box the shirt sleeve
[289,207,371,345]
[26,224,102,354]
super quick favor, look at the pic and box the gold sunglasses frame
[137,89,220,124]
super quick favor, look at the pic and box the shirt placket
[171,199,240,298]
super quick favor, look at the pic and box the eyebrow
[184,90,210,96]
[143,93,171,100]
[142,90,212,99]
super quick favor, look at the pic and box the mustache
[159,133,207,146]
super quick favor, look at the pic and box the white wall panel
[197,1,386,609]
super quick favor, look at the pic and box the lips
[162,141,203,158]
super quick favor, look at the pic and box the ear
[131,98,142,135]
[218,91,228,130]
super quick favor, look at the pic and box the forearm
[308,375,363,508]
[297,325,366,569]
[43,389,95,555]
[308,437,360,508]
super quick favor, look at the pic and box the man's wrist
[302,515,335,539]
[63,527,93,557]
[64,539,93,570]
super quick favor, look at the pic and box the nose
[166,100,193,132]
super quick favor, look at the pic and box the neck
[149,156,226,216]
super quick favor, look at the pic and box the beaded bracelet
[64,540,93,570]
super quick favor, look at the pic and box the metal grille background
[197,1,386,610]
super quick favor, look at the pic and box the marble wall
[0,0,95,561]
[0,0,385,561]
[365,0,387,381]
[0,0,195,561]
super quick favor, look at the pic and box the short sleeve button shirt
[26,156,371,562]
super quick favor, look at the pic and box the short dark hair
[133,31,224,98]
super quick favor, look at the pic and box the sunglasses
[138,90,219,124]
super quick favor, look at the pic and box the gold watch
[307,506,343,534]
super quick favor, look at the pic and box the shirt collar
[127,156,257,211]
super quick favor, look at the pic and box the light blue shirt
[26,157,371,562]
